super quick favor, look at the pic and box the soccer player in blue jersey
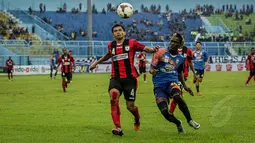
[149,33,200,134]
[192,41,209,96]
[50,53,58,79]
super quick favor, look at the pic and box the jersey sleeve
[58,57,62,64]
[70,56,75,63]
[107,42,112,54]
[131,39,145,51]
[151,49,165,67]
[247,55,251,63]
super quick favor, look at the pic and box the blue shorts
[195,69,205,78]
[153,82,181,99]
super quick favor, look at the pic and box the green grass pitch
[0,72,255,143]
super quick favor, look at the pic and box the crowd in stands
[0,13,34,41]
[22,3,255,42]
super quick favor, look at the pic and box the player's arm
[144,46,159,53]
[55,58,62,70]
[89,53,111,70]
[133,39,159,53]
[149,52,159,75]
[187,49,196,75]
[204,52,209,66]
[188,60,196,75]
[71,56,76,71]
[178,64,194,96]
[245,55,250,68]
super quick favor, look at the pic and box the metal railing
[0,40,255,65]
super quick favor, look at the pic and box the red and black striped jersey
[58,54,75,73]
[108,39,145,79]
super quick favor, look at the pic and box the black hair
[195,41,202,45]
[251,47,254,51]
[111,24,126,33]
[173,33,183,44]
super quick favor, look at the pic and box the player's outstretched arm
[89,53,111,70]
[144,46,159,53]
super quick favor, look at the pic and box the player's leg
[7,70,10,80]
[10,70,13,80]
[195,72,200,95]
[171,87,200,129]
[154,87,184,133]
[54,66,57,79]
[61,72,67,92]
[197,70,204,95]
[50,65,53,79]
[123,78,140,131]
[169,99,177,114]
[246,71,253,86]
[143,67,147,83]
[109,78,123,136]
[66,72,72,83]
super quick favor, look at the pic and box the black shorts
[62,72,72,81]
[50,65,56,71]
[108,77,137,101]
[139,67,146,74]
[250,70,255,76]
[7,69,13,73]
[195,69,204,78]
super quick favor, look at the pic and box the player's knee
[157,101,168,112]
[126,102,135,111]
[110,90,120,105]
[171,89,181,99]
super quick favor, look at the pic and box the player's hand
[89,64,97,71]
[153,45,160,53]
[184,86,194,96]
[149,69,158,76]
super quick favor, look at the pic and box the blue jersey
[151,48,184,88]
[193,50,208,70]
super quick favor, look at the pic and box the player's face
[112,26,126,40]
[196,43,201,50]
[63,49,68,55]
[169,36,181,51]
[252,48,255,54]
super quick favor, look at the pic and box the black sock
[196,85,199,92]
[174,96,192,123]
[157,101,181,126]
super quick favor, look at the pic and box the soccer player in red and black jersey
[6,56,14,81]
[245,47,255,86]
[90,24,159,136]
[137,51,148,83]
[55,48,76,92]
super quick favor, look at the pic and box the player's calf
[110,90,121,129]
[157,100,181,126]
